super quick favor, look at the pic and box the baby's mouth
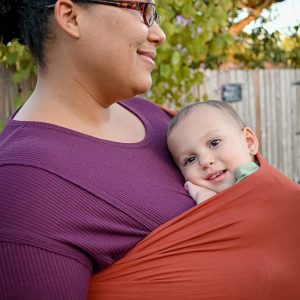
[206,170,227,181]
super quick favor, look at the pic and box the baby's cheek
[186,173,211,189]
[182,169,199,184]
[228,150,252,170]
[195,178,213,190]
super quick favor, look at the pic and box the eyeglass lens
[146,3,158,26]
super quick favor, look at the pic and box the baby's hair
[167,100,246,137]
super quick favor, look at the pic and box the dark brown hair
[0,0,87,68]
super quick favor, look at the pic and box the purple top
[0,98,194,299]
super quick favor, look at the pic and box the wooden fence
[0,67,300,183]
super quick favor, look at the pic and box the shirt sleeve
[0,242,91,300]
[0,164,94,299]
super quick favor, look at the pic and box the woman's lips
[137,50,156,65]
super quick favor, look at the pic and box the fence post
[253,69,262,148]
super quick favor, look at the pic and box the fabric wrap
[88,153,300,300]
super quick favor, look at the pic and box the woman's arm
[0,165,94,299]
[0,243,91,300]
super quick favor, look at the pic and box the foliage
[149,0,235,106]
[281,26,300,68]
[226,20,300,68]
[0,40,35,84]
[0,41,36,130]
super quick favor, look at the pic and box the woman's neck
[13,73,145,142]
[14,73,116,131]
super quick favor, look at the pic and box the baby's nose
[200,156,215,169]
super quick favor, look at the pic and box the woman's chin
[132,78,152,96]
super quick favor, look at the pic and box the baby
[167,100,259,204]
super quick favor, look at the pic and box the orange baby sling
[88,153,300,299]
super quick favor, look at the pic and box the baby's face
[167,107,258,193]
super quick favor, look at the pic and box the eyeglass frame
[46,0,160,27]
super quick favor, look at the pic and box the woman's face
[75,1,166,104]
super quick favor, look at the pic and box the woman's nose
[148,22,166,46]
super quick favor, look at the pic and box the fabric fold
[89,153,300,300]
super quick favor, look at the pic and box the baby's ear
[243,127,259,155]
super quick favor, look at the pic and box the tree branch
[229,0,277,36]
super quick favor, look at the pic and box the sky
[244,0,300,34]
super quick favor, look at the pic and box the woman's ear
[53,0,81,39]
[242,127,259,155]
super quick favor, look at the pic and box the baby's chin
[209,171,236,193]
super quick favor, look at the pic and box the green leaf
[12,67,31,83]
[182,2,193,18]
[171,51,181,65]
[160,64,172,78]
[6,52,18,65]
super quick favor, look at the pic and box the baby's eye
[184,156,196,166]
[209,138,221,148]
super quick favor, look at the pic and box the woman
[0,0,195,299]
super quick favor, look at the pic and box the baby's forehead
[168,102,245,139]
[186,105,241,128]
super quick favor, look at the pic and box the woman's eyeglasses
[46,0,160,27]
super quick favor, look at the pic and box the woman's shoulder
[0,118,85,166]
[120,97,174,131]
